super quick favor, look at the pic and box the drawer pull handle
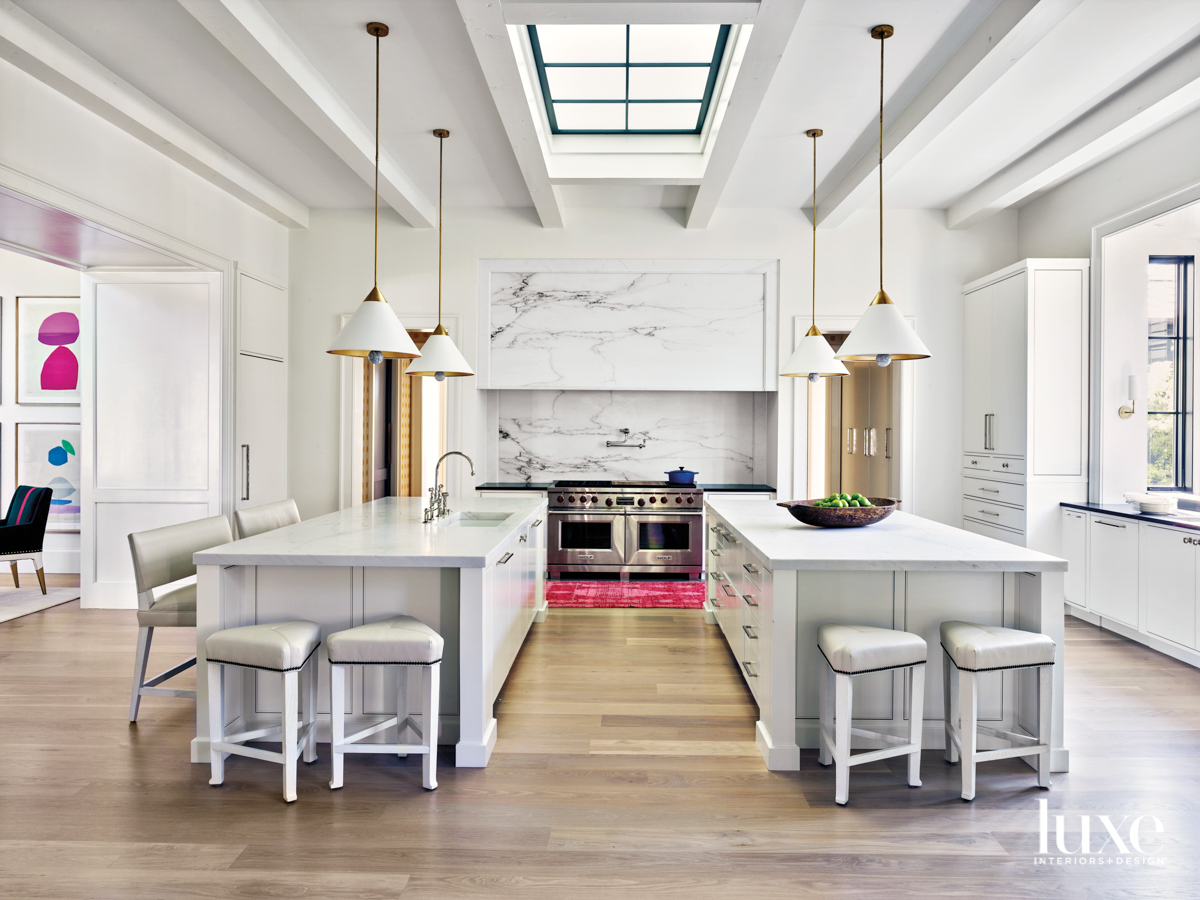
[722,583,738,597]
[499,552,514,564]
[742,594,758,607]
[532,519,542,527]
[978,509,1001,517]
[1094,520,1126,529]
[711,571,726,581]
[519,534,527,542]
[742,625,758,640]
[743,563,759,575]
[710,548,722,556]
[979,487,1000,493]
[742,661,758,678]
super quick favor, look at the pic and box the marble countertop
[1060,501,1200,532]
[707,496,1067,572]
[194,496,547,568]
[475,482,776,492]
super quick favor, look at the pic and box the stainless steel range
[547,480,704,581]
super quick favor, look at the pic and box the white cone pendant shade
[405,325,474,380]
[327,287,422,359]
[836,291,930,363]
[781,325,849,380]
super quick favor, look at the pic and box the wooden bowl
[776,498,898,528]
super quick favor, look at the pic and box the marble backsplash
[496,390,766,483]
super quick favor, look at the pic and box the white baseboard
[1066,602,1200,668]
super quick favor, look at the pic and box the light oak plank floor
[1,597,1197,898]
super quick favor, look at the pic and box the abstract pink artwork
[18,298,81,404]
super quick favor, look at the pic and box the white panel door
[1087,515,1139,627]
[238,273,286,360]
[1031,270,1084,476]
[1141,524,1197,649]
[989,273,1028,456]
[1061,509,1087,607]
[81,272,222,608]
[235,354,287,510]
[962,285,992,455]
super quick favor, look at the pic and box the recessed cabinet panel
[1142,525,1197,650]
[1088,516,1139,627]
[239,274,286,360]
[236,354,287,509]
[1061,510,1087,607]
[989,273,1028,457]
[1032,270,1084,476]
[962,286,992,455]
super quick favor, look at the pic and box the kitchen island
[192,496,546,767]
[705,495,1069,772]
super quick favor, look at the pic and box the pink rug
[546,581,706,609]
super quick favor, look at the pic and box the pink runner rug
[546,580,706,609]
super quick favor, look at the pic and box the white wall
[289,205,1017,526]
[0,248,81,573]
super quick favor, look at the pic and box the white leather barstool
[206,620,320,803]
[327,615,443,791]
[941,621,1055,801]
[234,499,301,539]
[817,624,927,806]
[127,515,233,722]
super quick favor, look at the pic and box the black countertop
[1060,501,1200,532]
[476,482,776,493]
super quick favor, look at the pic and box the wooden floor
[2,601,1198,898]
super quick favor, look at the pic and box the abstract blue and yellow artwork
[16,424,81,532]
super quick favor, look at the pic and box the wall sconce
[1118,374,1136,419]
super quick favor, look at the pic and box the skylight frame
[527,24,732,135]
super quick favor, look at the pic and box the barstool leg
[944,653,959,764]
[303,655,318,764]
[818,659,833,767]
[423,662,440,791]
[1037,664,1053,789]
[282,670,299,803]
[908,663,925,788]
[129,626,153,722]
[329,664,345,790]
[834,671,852,806]
[208,663,225,785]
[959,669,978,801]
[396,666,409,757]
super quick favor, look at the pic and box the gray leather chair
[127,515,233,722]
[234,499,301,539]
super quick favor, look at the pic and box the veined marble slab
[193,496,546,568]
[497,389,760,482]
[479,259,777,391]
[707,496,1067,572]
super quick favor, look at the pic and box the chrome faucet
[424,451,475,522]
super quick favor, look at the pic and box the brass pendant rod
[878,28,885,295]
[374,29,380,289]
[438,131,444,326]
[811,130,817,328]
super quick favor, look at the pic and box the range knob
[568,495,576,503]
[649,496,657,503]
[637,498,646,506]
[557,495,564,503]
[591,495,599,503]
[660,496,668,504]
[687,496,694,504]
[675,496,683,504]
[605,498,613,506]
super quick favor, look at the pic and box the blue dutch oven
[666,466,698,485]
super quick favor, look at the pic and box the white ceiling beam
[685,0,805,229]
[816,0,1084,230]
[457,0,564,228]
[178,0,436,229]
[0,0,308,228]
[502,2,759,25]
[948,39,1200,229]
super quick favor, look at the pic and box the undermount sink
[432,511,513,527]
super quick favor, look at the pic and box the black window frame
[1147,255,1193,492]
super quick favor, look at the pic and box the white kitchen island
[705,496,1069,773]
[192,496,547,768]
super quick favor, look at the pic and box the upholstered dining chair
[127,515,234,722]
[234,499,301,539]
[0,485,53,594]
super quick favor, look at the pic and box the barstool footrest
[974,744,1049,763]
[819,724,920,767]
[143,656,197,688]
[138,686,197,699]
[224,724,285,744]
[977,724,1040,746]
[214,721,316,764]
[338,743,431,755]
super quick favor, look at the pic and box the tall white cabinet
[960,259,1089,555]
[235,273,287,513]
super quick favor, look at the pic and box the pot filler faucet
[424,451,475,522]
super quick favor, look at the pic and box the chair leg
[35,567,46,595]
[1037,664,1053,789]
[834,671,852,806]
[129,626,153,722]
[302,655,318,764]
[959,669,978,802]
[908,663,925,788]
[208,663,225,786]
[9,561,18,589]
[818,659,833,766]
[944,651,959,764]
[329,664,345,790]
[282,671,299,803]
[396,666,409,757]
[423,663,440,791]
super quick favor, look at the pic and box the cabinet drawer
[963,517,1025,546]
[963,454,991,473]
[991,456,1025,475]
[741,556,767,590]
[962,497,1026,532]
[1088,515,1139,627]
[963,476,1026,507]
[741,587,761,627]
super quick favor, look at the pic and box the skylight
[528,24,732,134]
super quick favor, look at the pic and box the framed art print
[16,424,81,533]
[17,297,81,405]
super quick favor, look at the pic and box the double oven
[547,481,704,580]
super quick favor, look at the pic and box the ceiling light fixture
[327,22,421,365]
[780,128,848,383]
[406,129,474,381]
[836,24,930,368]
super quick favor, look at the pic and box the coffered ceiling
[3,0,1199,232]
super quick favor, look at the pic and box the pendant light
[836,25,930,367]
[406,129,474,381]
[327,22,421,364]
[780,128,848,383]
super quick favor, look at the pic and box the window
[1148,256,1193,490]
[528,24,731,134]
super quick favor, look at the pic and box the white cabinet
[961,259,1089,552]
[236,353,287,508]
[1088,515,1139,627]
[238,274,286,360]
[1061,509,1087,607]
[1141,524,1197,649]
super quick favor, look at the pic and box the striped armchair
[0,486,53,594]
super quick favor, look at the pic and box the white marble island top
[194,496,547,568]
[706,495,1067,572]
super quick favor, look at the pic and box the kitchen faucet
[424,451,475,522]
